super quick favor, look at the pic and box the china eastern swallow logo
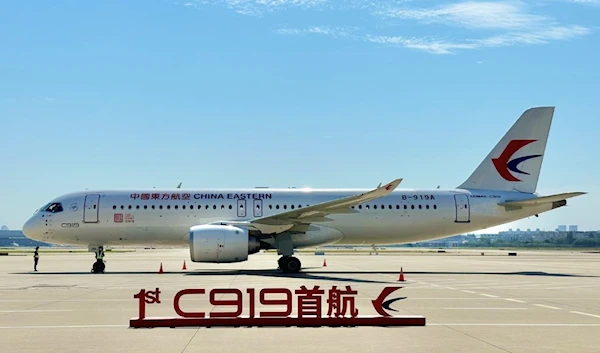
[492,139,542,182]
[371,287,406,317]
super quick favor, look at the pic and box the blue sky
[1,0,598,232]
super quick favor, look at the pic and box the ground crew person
[93,246,105,273]
[33,246,39,271]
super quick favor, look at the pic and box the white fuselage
[23,187,551,248]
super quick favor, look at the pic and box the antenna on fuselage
[176,182,182,189]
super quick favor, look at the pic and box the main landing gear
[278,256,301,273]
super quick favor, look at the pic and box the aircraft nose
[22,217,42,241]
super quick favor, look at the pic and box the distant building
[0,225,8,231]
[569,225,578,232]
[0,230,51,247]
[557,225,567,232]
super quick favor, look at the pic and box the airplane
[22,107,586,273]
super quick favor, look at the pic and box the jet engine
[189,224,261,263]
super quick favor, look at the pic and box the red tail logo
[492,139,542,182]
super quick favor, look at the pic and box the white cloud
[558,0,600,4]
[190,0,330,15]
[275,26,357,38]
[377,1,548,30]
[366,25,591,54]
[177,0,595,54]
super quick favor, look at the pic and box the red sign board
[129,285,426,328]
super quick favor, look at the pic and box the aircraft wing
[215,178,402,234]
[498,192,586,208]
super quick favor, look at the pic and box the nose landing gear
[91,260,105,273]
[278,256,301,273]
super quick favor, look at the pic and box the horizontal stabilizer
[499,192,586,207]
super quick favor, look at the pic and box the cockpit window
[43,203,63,213]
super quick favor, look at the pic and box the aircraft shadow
[12,270,594,280]
[312,270,597,278]
[12,268,391,284]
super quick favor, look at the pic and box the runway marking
[570,311,600,319]
[461,290,477,294]
[546,285,600,290]
[445,287,456,290]
[1,323,599,329]
[0,324,127,329]
[0,310,73,313]
[429,323,600,327]
[479,293,499,298]
[533,304,561,310]
[505,299,527,303]
[444,308,527,310]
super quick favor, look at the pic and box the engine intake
[189,224,259,263]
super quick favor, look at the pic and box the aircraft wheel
[279,256,301,273]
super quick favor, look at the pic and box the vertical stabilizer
[457,107,554,194]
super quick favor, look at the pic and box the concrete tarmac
[1,248,599,353]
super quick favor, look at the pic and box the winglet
[380,178,402,194]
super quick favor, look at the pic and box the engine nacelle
[189,224,260,263]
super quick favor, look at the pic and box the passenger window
[374,205,377,209]
[229,205,232,209]
[221,205,225,209]
[426,205,429,209]
[213,205,216,210]
[182,205,186,210]
[359,205,362,209]
[121,205,124,210]
[167,205,171,210]
[152,205,155,209]
[396,205,399,209]
[418,205,422,209]
[284,205,287,209]
[411,205,414,209]
[136,205,140,209]
[269,205,272,209]
[276,205,280,209]
[159,205,163,209]
[433,205,437,209]
[175,205,179,209]
[113,205,116,210]
[144,205,148,209]
[389,205,392,209]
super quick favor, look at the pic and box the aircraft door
[83,194,100,223]
[237,199,246,218]
[253,199,262,217]
[454,194,470,223]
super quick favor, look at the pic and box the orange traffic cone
[182,261,187,270]
[159,263,164,274]
[398,267,405,282]
[323,258,327,267]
